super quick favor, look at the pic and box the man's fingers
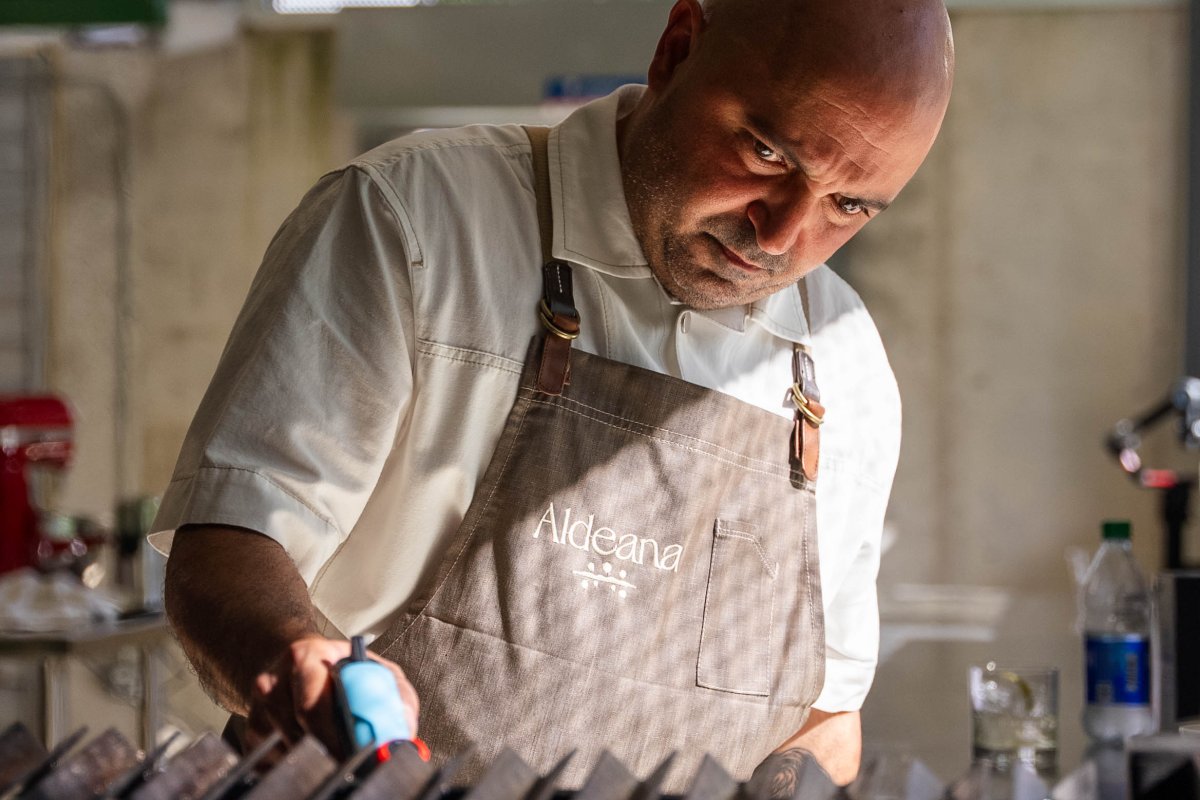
[248,636,421,757]
[290,646,335,715]
[290,649,343,748]
[253,670,305,745]
[371,655,420,737]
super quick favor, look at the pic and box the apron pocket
[697,520,778,697]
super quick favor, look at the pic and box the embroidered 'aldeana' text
[532,503,683,572]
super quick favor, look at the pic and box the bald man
[159,0,953,790]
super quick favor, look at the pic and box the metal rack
[0,723,842,800]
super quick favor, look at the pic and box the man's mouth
[711,236,765,274]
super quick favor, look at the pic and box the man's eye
[837,197,866,215]
[752,139,781,163]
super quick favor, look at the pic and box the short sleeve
[150,166,417,585]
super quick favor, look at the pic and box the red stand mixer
[0,396,73,575]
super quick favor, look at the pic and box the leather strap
[525,125,554,264]
[523,125,579,396]
[790,278,822,485]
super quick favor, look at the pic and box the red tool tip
[375,738,431,763]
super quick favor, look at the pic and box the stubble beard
[637,203,797,310]
[623,115,797,310]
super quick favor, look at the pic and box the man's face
[621,9,946,310]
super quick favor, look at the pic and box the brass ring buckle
[538,300,580,340]
[791,384,824,426]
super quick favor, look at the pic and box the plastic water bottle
[1080,520,1155,741]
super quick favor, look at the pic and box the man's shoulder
[323,124,538,271]
[349,124,532,188]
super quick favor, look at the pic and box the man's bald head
[617,0,954,309]
[701,0,954,115]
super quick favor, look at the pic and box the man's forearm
[752,709,862,791]
[749,747,820,799]
[164,524,320,714]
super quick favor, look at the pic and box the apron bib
[373,338,824,789]
[372,124,828,792]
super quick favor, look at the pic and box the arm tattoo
[747,747,815,800]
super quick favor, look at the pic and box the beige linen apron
[370,128,828,790]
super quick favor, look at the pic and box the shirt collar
[684,285,814,346]
[550,84,651,277]
[548,84,814,347]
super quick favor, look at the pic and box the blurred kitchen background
[0,0,1196,788]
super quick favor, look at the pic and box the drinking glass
[968,663,1059,779]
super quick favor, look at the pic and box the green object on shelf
[0,0,168,26]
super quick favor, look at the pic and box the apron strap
[525,125,554,263]
[790,279,823,485]
[523,125,580,396]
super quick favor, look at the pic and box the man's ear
[647,0,706,92]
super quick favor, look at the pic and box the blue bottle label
[1085,633,1150,704]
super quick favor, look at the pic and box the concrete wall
[0,51,52,392]
[1,21,346,743]
[45,25,345,519]
[844,7,1190,777]
[843,6,1188,590]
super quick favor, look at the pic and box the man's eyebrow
[748,114,892,213]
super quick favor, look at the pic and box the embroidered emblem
[574,561,635,600]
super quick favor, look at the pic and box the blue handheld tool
[331,636,429,762]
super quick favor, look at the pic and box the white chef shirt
[152,85,901,713]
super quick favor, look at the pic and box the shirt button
[679,311,691,334]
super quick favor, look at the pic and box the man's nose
[746,184,817,256]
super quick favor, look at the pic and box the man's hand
[165,525,419,757]
[247,635,420,756]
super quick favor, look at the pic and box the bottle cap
[1102,520,1132,540]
